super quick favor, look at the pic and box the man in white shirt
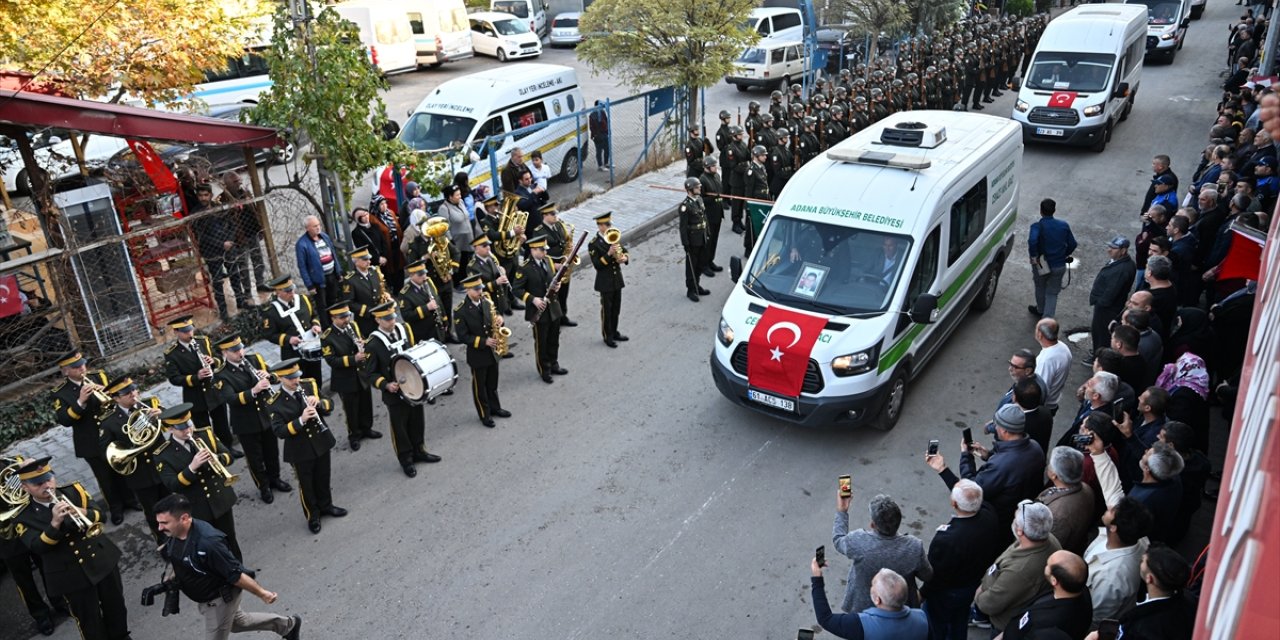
[1034,318,1072,416]
[526,150,553,191]
[1083,496,1152,626]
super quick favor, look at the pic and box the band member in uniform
[340,247,386,338]
[680,178,711,303]
[163,316,240,459]
[51,350,133,525]
[466,236,515,330]
[539,205,577,327]
[266,359,347,534]
[98,378,169,542]
[587,212,628,348]
[261,275,324,385]
[364,302,442,477]
[153,404,241,560]
[1,457,60,636]
[512,236,567,384]
[322,303,380,451]
[452,275,511,428]
[12,457,132,640]
[476,197,523,313]
[398,259,445,344]
[214,336,291,505]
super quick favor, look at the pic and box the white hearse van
[1126,0,1191,62]
[1011,4,1147,152]
[407,0,474,68]
[397,63,589,186]
[332,0,418,76]
[711,112,1022,430]
[726,27,806,92]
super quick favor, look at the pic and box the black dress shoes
[613,333,629,341]
[502,352,515,358]
[511,301,526,310]
[260,488,274,504]
[414,451,442,463]
[697,286,711,296]
[349,438,361,451]
[308,518,321,534]
[560,317,578,327]
[402,464,417,478]
[550,365,569,375]
[363,429,383,439]
[542,374,554,383]
[709,263,724,272]
[229,448,245,459]
[493,409,512,418]
[321,505,347,517]
[110,512,124,526]
[687,292,700,302]
[731,223,744,234]
[271,478,293,492]
[702,269,715,278]
[482,418,496,428]
[1027,305,1042,317]
[604,339,618,348]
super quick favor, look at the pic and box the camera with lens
[141,580,181,616]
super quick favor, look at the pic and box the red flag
[747,305,828,397]
[125,139,177,193]
[1048,91,1078,108]
[0,274,23,318]
[1217,225,1266,282]
[377,164,400,213]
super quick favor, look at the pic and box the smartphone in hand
[838,475,851,498]
[815,545,826,568]
[927,440,939,456]
[962,428,973,449]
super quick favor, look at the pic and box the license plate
[1035,127,1064,137]
[747,388,796,412]
[739,68,753,76]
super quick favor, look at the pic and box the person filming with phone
[809,559,928,640]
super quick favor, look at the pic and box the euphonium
[497,197,526,255]
[106,408,164,476]
[192,436,240,486]
[46,488,103,538]
[423,216,459,280]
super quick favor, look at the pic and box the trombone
[193,436,239,486]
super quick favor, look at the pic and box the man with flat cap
[98,377,169,542]
[466,235,514,322]
[512,235,567,383]
[11,456,132,640]
[261,274,324,385]
[153,403,242,560]
[587,212,628,348]
[51,349,133,525]
[163,316,240,460]
[453,274,510,428]
[266,359,346,534]
[539,204,578,328]
[364,302,442,477]
[321,302,379,451]
[214,335,291,504]
[340,246,386,338]
[398,258,446,344]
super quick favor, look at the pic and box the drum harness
[272,296,311,341]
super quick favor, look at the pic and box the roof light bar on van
[825,149,932,170]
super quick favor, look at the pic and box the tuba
[422,216,460,280]
[105,407,164,475]
[496,195,526,256]
[558,221,580,276]
[604,228,628,263]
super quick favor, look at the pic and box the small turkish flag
[747,305,828,397]
[125,139,177,193]
[1048,91,1078,108]
[0,274,23,318]
[1216,223,1266,282]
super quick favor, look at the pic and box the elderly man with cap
[453,274,511,428]
[266,359,347,534]
[154,403,242,559]
[163,317,241,461]
[321,302,378,450]
[467,235,514,322]
[51,350,134,525]
[698,156,726,275]
[98,377,169,542]
[512,235,568,383]
[261,275,324,386]
[363,303,442,477]
[975,500,1061,634]
[587,212,628,348]
[539,204,578,328]
[679,178,711,303]
[398,259,447,344]
[1089,236,1137,363]
[11,456,131,640]
[214,336,291,504]
[341,246,388,339]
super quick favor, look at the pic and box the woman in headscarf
[1157,352,1211,453]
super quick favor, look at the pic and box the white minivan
[397,63,589,187]
[469,11,542,62]
[490,0,548,37]
[406,0,474,68]
[749,7,804,37]
[332,0,418,76]
[1126,0,1191,62]
[727,27,807,92]
[711,112,1022,430]
[1012,4,1147,152]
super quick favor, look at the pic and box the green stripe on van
[877,212,1017,374]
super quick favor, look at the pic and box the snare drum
[297,337,323,362]
[393,340,457,405]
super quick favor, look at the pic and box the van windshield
[1025,52,1115,93]
[746,216,911,315]
[493,1,530,18]
[400,112,477,152]
[738,47,767,64]
[1134,0,1182,25]
[493,18,527,35]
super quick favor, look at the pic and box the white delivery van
[711,112,1023,430]
[407,0,474,67]
[491,0,548,37]
[332,0,418,76]
[397,63,589,186]
[749,7,804,37]
[727,27,807,92]
[1012,4,1146,152]
[1126,0,1191,62]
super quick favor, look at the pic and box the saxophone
[422,216,459,280]
[483,292,511,357]
[558,220,580,277]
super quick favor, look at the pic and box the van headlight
[1015,100,1029,113]
[831,346,879,377]
[1082,104,1104,117]
[718,316,735,347]
[1160,32,1175,40]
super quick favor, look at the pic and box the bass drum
[392,340,457,405]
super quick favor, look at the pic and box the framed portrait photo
[793,263,829,298]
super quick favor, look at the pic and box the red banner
[1048,91,1078,108]
[0,274,22,318]
[125,139,177,193]
[1217,225,1266,282]
[747,305,828,397]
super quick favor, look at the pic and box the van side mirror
[909,293,939,324]
[1009,77,1021,92]
[1181,17,1190,28]
[1113,82,1130,99]
[730,256,743,283]
[381,120,401,141]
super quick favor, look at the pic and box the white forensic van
[1126,0,1192,62]
[711,112,1022,430]
[397,63,589,186]
[1011,4,1147,152]
[332,0,418,76]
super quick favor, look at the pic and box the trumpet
[46,488,103,538]
[192,436,239,486]
[105,407,164,475]
[604,228,628,263]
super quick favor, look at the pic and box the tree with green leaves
[908,0,967,33]
[576,0,759,122]
[833,0,911,66]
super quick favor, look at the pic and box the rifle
[531,231,588,323]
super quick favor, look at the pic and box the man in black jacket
[163,316,239,459]
[266,359,346,534]
[698,158,726,276]
[214,336,291,504]
[1099,546,1194,640]
[678,179,710,303]
[1003,550,1093,640]
[452,275,511,427]
[99,378,169,541]
[190,184,247,320]
[362,304,438,477]
[512,236,567,383]
[586,213,627,348]
[321,303,378,450]
[1089,237,1137,362]
[919,478,1002,639]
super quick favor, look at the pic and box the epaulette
[265,391,279,405]
[302,378,319,394]
[53,379,69,392]
[152,440,170,455]
[164,343,178,354]
[400,282,412,295]
[322,328,333,339]
[453,300,467,313]
[341,271,354,280]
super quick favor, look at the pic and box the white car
[468,11,541,62]
[1,131,126,195]
[549,12,583,47]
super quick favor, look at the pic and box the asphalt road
[3,5,1233,638]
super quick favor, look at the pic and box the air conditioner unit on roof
[880,121,947,148]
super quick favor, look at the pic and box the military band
[363,302,442,477]
[153,404,241,561]
[340,247,387,338]
[539,205,578,328]
[587,212,628,348]
[397,259,446,343]
[322,303,380,449]
[452,275,510,428]
[98,379,169,543]
[266,359,346,534]
[214,335,292,504]
[162,317,240,460]
[466,236,516,334]
[476,196,524,314]
[512,236,568,384]
[261,275,324,385]
[52,351,133,525]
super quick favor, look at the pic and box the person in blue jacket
[1028,198,1078,320]
[810,558,928,640]
[295,215,344,328]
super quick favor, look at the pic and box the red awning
[0,90,284,148]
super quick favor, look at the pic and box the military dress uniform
[768,134,795,196]
[466,238,512,322]
[476,202,521,314]
[322,304,377,447]
[212,336,289,503]
[724,130,748,231]
[340,249,387,337]
[398,260,446,343]
[51,352,131,523]
[11,458,130,640]
[587,212,627,347]
[162,317,235,453]
[452,275,507,427]
[261,275,324,384]
[97,380,169,542]
[266,360,345,533]
[742,155,771,255]
[698,167,725,272]
[684,130,705,178]
[541,213,576,325]
[679,192,710,301]
[511,237,566,383]
[0,532,56,634]
[153,405,241,560]
[714,115,733,166]
[363,304,438,476]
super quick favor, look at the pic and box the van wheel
[972,262,1002,312]
[1092,125,1109,153]
[1119,96,1133,122]
[558,150,581,182]
[780,75,791,91]
[498,49,508,62]
[870,369,907,432]
[736,84,748,93]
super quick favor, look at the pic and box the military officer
[768,128,795,196]
[98,378,169,542]
[466,236,515,328]
[398,259,446,343]
[511,236,567,383]
[266,359,347,534]
[153,403,241,559]
[684,124,705,178]
[452,275,511,427]
[743,145,771,255]
[679,178,711,303]
[756,113,778,152]
[214,335,291,504]
[12,457,131,640]
[364,303,441,477]
[322,302,379,450]
[825,105,849,147]
[724,126,749,234]
[162,317,240,460]
[539,204,578,327]
[261,274,324,386]
[586,212,628,348]
[744,100,765,146]
[797,116,821,165]
[699,157,727,276]
[340,246,386,337]
[51,350,132,525]
[768,90,786,124]
[714,110,733,168]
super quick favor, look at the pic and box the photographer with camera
[153,494,301,640]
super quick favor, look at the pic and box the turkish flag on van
[747,305,828,397]
[1048,91,1078,108]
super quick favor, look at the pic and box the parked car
[549,12,583,47]
[469,11,542,61]
[1,130,127,195]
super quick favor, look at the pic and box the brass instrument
[105,407,164,475]
[422,216,460,280]
[0,456,27,530]
[496,196,527,256]
[482,292,511,357]
[557,221,581,278]
[46,487,104,538]
[374,266,393,304]
[192,436,239,486]
[603,228,628,263]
